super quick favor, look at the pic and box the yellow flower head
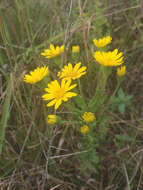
[58,62,86,81]
[41,44,64,58]
[94,49,124,67]
[72,45,80,53]
[117,66,126,76]
[42,79,77,110]
[93,36,112,48]
[46,115,57,125]
[24,66,49,84]
[82,112,95,123]
[80,125,89,134]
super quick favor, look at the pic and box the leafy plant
[111,88,132,114]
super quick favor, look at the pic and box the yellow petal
[73,62,81,71]
[47,99,56,107]
[42,94,54,100]
[55,99,62,109]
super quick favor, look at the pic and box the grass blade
[0,74,12,155]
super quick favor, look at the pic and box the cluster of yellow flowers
[80,112,95,134]
[93,36,126,76]
[24,36,126,111]
[23,36,127,135]
[24,44,86,110]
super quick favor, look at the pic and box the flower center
[67,71,77,78]
[34,75,42,82]
[104,56,113,65]
[54,88,65,99]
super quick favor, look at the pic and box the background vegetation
[0,0,143,189]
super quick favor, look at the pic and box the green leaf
[74,95,87,110]
[118,88,125,99]
[0,74,12,155]
[118,103,125,114]
[88,93,107,112]
[115,134,132,142]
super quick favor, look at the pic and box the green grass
[0,74,12,154]
[0,0,143,189]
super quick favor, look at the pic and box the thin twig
[61,0,73,66]
[49,150,90,159]
[78,0,92,88]
[129,152,143,184]
[122,163,131,190]
[41,125,58,190]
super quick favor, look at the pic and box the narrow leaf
[0,74,12,154]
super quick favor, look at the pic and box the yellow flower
[72,45,80,53]
[42,79,77,110]
[80,125,89,134]
[117,66,126,76]
[82,112,95,123]
[94,49,124,67]
[58,62,86,81]
[46,115,57,125]
[41,44,64,58]
[93,36,112,48]
[24,66,49,84]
